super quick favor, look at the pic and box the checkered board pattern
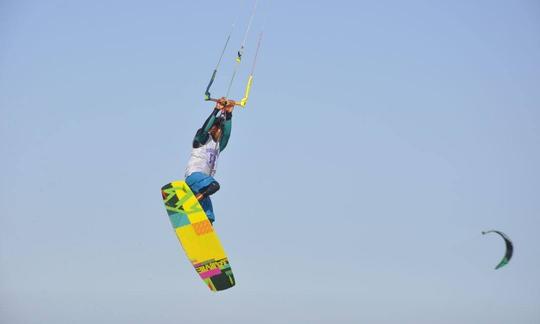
[161,181,235,291]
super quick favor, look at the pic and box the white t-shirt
[185,137,220,177]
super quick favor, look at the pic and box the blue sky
[1,0,539,323]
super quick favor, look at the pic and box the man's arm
[219,111,232,152]
[193,108,220,148]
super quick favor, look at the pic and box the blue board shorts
[185,172,217,222]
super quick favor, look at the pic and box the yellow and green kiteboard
[161,181,235,291]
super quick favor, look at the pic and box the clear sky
[1,0,539,323]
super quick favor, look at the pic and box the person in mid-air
[185,97,235,224]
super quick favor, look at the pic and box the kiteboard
[161,181,235,291]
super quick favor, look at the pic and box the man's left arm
[219,111,232,152]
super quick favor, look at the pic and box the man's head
[209,116,224,142]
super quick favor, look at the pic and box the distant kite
[482,230,513,270]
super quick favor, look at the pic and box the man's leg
[195,181,220,201]
[199,197,215,224]
[186,172,219,223]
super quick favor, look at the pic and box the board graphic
[161,181,235,291]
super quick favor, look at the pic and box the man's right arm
[193,108,220,148]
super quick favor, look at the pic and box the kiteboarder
[185,97,235,224]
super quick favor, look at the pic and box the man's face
[210,125,222,141]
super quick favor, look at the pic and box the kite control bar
[207,97,237,107]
